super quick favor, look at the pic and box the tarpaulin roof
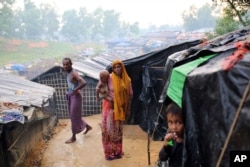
[155,26,250,167]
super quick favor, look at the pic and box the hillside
[0,37,79,67]
[0,37,105,79]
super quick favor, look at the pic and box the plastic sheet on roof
[105,39,204,136]
[158,26,250,167]
[181,48,250,167]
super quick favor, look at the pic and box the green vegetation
[0,37,77,67]
[0,0,141,43]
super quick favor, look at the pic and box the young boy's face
[167,113,184,138]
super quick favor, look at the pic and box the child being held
[158,102,184,167]
[96,70,109,101]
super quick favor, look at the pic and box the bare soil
[24,114,163,167]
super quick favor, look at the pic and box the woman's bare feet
[83,125,92,135]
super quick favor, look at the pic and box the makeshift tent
[118,39,205,134]
[157,26,250,166]
[0,74,57,167]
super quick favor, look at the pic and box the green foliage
[0,1,142,42]
[22,0,43,39]
[78,7,94,41]
[214,6,243,36]
[214,17,240,36]
[103,10,121,38]
[39,3,60,39]
[61,9,82,42]
[212,0,249,26]
[242,10,250,26]
[182,3,217,31]
[0,0,15,37]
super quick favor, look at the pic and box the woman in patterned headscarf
[101,60,133,160]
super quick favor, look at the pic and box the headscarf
[111,60,131,121]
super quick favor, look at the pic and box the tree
[103,10,120,38]
[129,22,140,35]
[212,0,250,26]
[39,3,59,40]
[119,22,130,37]
[91,7,104,40]
[78,7,93,41]
[22,0,43,39]
[182,3,217,31]
[214,6,241,35]
[11,9,25,38]
[0,0,15,37]
[182,5,199,31]
[61,9,82,42]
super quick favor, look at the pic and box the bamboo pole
[216,81,250,167]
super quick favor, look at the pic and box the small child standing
[158,102,184,167]
[96,70,109,101]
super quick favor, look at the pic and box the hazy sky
[17,0,212,28]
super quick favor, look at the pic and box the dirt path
[40,114,162,167]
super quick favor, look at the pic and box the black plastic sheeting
[182,50,250,167]
[159,26,250,167]
[106,39,203,136]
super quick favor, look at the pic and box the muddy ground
[24,114,163,167]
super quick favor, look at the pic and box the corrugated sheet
[72,53,141,79]
[0,73,55,107]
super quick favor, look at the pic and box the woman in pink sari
[101,60,133,160]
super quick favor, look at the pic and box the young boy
[96,70,109,101]
[158,102,184,167]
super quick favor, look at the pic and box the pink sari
[101,99,123,160]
